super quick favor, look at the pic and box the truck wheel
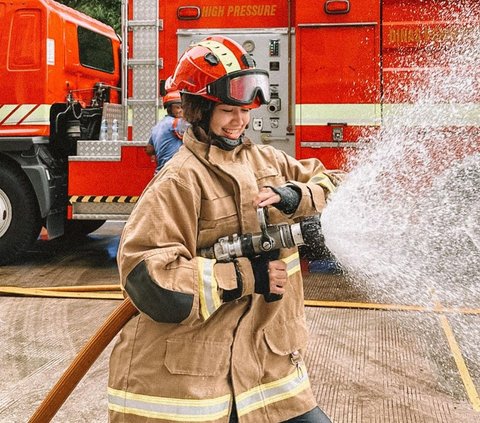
[0,164,42,265]
[63,220,106,237]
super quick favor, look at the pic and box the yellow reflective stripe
[196,40,241,73]
[3,105,35,125]
[383,103,480,126]
[281,252,300,276]
[296,102,480,126]
[0,105,17,122]
[295,103,380,126]
[21,104,51,125]
[108,387,231,421]
[0,104,50,125]
[309,172,336,195]
[197,257,222,320]
[236,364,310,416]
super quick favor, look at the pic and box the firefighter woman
[145,90,188,174]
[109,36,341,423]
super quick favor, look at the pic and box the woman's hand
[253,187,281,208]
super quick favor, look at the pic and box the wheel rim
[0,188,12,238]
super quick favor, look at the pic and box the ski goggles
[206,69,271,106]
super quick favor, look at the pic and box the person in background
[145,90,188,174]
[109,35,343,423]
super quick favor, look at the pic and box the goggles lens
[208,70,270,105]
[228,72,270,104]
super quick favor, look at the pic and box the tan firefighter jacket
[108,128,340,423]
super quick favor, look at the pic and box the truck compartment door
[296,0,381,168]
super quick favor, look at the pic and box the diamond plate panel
[129,0,158,141]
[133,27,157,58]
[133,0,155,21]
[133,66,156,99]
[132,104,156,141]
[73,202,135,215]
[76,141,121,158]
[102,103,125,140]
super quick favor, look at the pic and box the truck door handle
[324,0,350,14]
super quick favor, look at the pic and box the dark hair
[181,94,215,133]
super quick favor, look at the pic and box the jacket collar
[183,127,252,165]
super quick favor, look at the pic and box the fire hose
[28,208,325,422]
[28,297,137,423]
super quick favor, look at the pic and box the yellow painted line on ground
[0,286,123,300]
[304,300,480,315]
[306,298,480,413]
[439,315,480,412]
[2,284,480,411]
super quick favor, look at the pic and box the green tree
[59,0,121,33]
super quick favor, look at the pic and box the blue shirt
[148,116,188,173]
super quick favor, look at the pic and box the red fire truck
[0,0,478,264]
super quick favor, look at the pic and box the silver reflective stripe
[236,363,310,416]
[282,252,300,277]
[197,257,221,320]
[108,387,231,421]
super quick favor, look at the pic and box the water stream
[320,6,480,369]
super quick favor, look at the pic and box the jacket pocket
[255,166,284,187]
[199,195,237,229]
[264,316,309,355]
[198,195,239,247]
[164,339,230,376]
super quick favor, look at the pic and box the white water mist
[320,4,479,366]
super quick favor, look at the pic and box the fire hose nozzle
[199,208,325,262]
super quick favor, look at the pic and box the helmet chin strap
[210,133,245,151]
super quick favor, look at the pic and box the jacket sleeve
[117,175,252,325]
[273,149,346,217]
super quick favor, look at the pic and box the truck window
[77,26,114,73]
[9,9,42,69]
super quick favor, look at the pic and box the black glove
[250,250,283,302]
[251,255,270,295]
[267,184,301,214]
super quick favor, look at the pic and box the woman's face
[209,104,250,140]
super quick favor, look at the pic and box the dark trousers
[284,406,332,423]
[229,405,331,423]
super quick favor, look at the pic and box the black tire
[63,219,106,237]
[0,163,42,265]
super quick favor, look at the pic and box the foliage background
[59,0,122,33]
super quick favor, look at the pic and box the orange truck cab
[0,0,122,264]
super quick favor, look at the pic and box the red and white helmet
[165,36,270,109]
[162,90,182,108]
